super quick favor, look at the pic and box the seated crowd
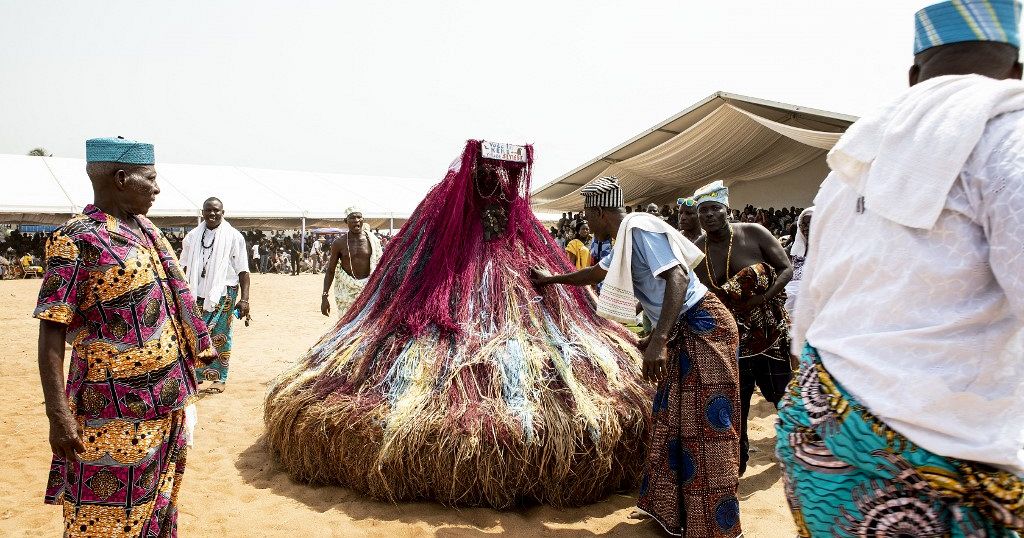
[0,230,46,279]
[1,226,396,279]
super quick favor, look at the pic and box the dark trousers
[738,353,792,475]
[290,251,300,274]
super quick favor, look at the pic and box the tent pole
[389,214,394,235]
[300,217,306,255]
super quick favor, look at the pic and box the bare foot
[628,510,649,521]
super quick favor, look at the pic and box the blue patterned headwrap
[86,137,155,165]
[914,0,1022,54]
[693,180,729,208]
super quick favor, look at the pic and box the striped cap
[914,0,1022,54]
[580,176,624,209]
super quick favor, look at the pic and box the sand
[0,274,796,537]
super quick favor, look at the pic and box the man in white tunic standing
[180,197,250,392]
[777,1,1024,535]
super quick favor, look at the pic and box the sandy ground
[0,274,795,537]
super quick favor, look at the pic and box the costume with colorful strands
[777,345,1024,536]
[636,295,742,538]
[265,140,652,508]
[34,203,214,538]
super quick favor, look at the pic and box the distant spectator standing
[564,221,593,270]
[251,240,261,273]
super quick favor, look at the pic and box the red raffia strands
[264,140,653,508]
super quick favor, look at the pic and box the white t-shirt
[251,243,260,259]
[793,110,1024,475]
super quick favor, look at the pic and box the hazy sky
[1,1,924,186]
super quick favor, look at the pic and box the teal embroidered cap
[86,136,155,165]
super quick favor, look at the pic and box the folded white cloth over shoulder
[828,74,1024,230]
[597,213,704,323]
[180,219,241,312]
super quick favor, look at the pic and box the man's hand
[530,267,552,287]
[320,295,331,317]
[641,336,669,383]
[48,412,85,462]
[235,299,250,318]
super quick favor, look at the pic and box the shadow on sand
[235,436,657,536]
[738,395,785,499]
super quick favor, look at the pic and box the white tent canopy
[0,154,439,229]
[531,92,857,211]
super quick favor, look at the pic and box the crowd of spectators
[237,229,394,276]
[0,229,46,279]
[0,225,397,280]
[5,205,802,281]
[549,202,806,251]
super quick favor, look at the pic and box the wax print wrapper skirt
[333,268,369,319]
[776,344,1024,537]
[196,286,237,383]
[637,294,743,538]
[45,409,189,537]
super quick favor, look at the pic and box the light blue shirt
[599,229,707,327]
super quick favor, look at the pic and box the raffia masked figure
[264,140,652,508]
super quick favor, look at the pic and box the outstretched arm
[532,264,607,287]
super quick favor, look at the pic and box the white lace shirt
[793,110,1024,475]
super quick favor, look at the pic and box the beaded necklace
[200,227,216,278]
[703,224,733,290]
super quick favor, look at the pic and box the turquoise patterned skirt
[196,286,237,384]
[775,344,1024,537]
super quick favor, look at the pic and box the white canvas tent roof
[0,154,440,229]
[531,92,857,211]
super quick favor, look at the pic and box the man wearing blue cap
[35,137,214,537]
[778,2,1024,535]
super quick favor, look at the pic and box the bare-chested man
[691,181,792,476]
[321,207,383,317]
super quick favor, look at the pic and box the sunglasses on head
[677,198,696,207]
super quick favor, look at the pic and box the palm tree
[27,147,51,157]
